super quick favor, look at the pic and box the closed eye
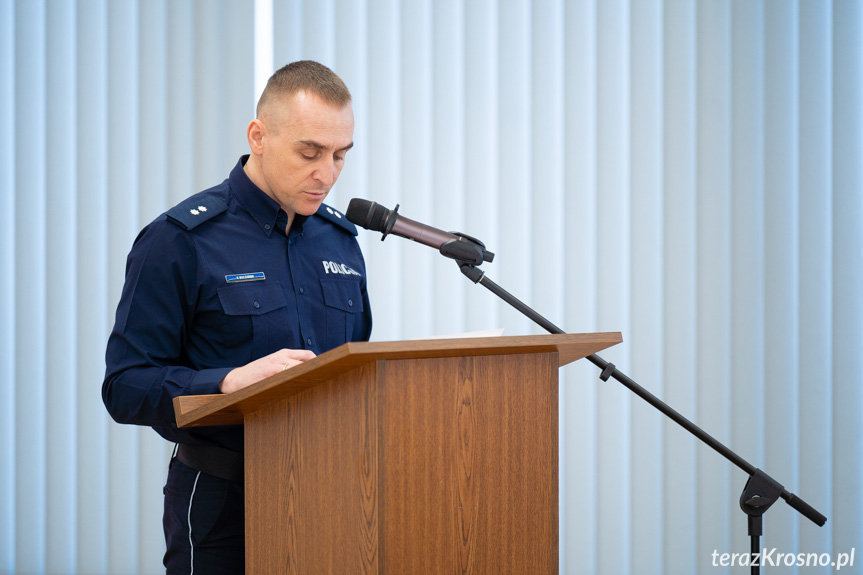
[295,140,353,162]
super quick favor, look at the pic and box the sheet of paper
[415,328,505,340]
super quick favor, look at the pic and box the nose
[314,157,336,186]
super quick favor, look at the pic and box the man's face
[255,90,354,218]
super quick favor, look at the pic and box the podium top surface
[174,332,621,428]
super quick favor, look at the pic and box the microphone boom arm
[457,261,827,532]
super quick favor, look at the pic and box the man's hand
[219,348,316,394]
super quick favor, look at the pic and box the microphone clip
[440,232,495,266]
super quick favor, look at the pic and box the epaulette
[166,195,228,230]
[316,203,358,235]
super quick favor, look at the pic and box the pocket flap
[217,282,287,316]
[320,278,363,313]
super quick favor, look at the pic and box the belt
[176,443,244,484]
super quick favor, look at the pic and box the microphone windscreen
[346,198,389,232]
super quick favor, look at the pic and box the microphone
[345,198,494,266]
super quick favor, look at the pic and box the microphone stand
[455,258,826,574]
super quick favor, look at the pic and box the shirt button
[253,301,260,309]
[306,338,312,346]
[298,287,304,294]
[264,224,271,230]
[348,299,353,307]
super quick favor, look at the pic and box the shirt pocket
[217,282,289,361]
[320,277,363,348]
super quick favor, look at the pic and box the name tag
[225,272,266,283]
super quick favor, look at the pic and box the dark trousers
[163,458,245,574]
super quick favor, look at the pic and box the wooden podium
[173,333,621,574]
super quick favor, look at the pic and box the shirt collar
[229,156,309,237]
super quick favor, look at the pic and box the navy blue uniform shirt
[103,156,372,451]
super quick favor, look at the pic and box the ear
[247,119,265,155]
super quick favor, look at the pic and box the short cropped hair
[256,60,352,118]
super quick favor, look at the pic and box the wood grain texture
[237,340,581,573]
[174,332,620,428]
[380,354,558,574]
[245,362,379,575]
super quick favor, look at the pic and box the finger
[280,349,316,362]
[278,359,302,372]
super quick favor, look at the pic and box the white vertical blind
[77,0,114,572]
[1,1,860,573]
[433,0,468,336]
[628,0,663,572]
[696,0,731,565]
[832,0,863,564]
[365,0,402,340]
[729,0,766,558]
[764,0,801,558]
[14,0,48,572]
[798,0,833,564]
[662,0,698,572]
[596,0,632,572]
[497,0,532,337]
[45,0,78,570]
[1,0,16,569]
[560,1,599,571]
[530,0,564,335]
[398,0,434,339]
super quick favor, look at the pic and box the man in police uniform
[102,61,372,574]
